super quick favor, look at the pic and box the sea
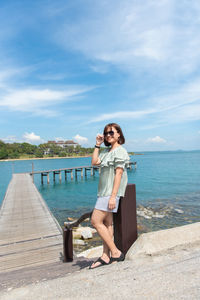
[0,151,200,234]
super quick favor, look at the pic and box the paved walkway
[0,174,63,273]
[0,241,199,299]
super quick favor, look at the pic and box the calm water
[0,151,200,232]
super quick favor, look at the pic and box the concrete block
[126,222,200,260]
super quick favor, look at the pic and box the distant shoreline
[0,155,92,162]
[0,152,144,162]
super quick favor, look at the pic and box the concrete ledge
[126,221,200,260]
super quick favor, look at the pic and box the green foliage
[35,149,44,158]
[0,148,8,159]
[9,152,20,159]
[0,140,94,160]
[59,152,67,157]
[0,140,6,147]
[0,140,8,159]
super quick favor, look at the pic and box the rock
[83,218,90,222]
[174,208,184,214]
[90,228,97,234]
[64,225,96,239]
[77,245,103,258]
[67,217,75,221]
[72,231,82,239]
[137,206,167,219]
[137,223,148,232]
[73,239,86,246]
[75,226,95,239]
[153,212,165,218]
[81,228,93,239]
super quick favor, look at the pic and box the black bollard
[63,227,73,262]
[113,184,137,255]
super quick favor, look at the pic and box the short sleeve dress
[94,145,130,213]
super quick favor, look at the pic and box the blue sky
[0,0,200,151]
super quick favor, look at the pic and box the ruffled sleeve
[100,146,130,169]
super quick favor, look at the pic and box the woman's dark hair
[103,123,125,147]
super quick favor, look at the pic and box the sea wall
[126,221,200,259]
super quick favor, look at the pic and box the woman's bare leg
[90,209,121,268]
[102,212,113,259]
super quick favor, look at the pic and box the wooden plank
[0,174,63,273]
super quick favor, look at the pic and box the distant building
[47,140,79,148]
[44,148,53,155]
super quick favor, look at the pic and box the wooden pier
[0,174,63,273]
[0,162,137,275]
[30,162,137,184]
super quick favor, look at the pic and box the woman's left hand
[108,196,116,210]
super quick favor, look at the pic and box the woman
[90,123,130,269]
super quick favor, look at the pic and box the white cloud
[0,86,93,116]
[54,0,200,75]
[153,78,200,112]
[90,64,109,74]
[147,136,167,143]
[88,109,156,123]
[88,78,200,126]
[23,132,43,143]
[0,65,36,87]
[55,137,65,141]
[0,67,26,88]
[74,134,88,145]
[0,69,19,82]
[1,136,17,143]
[164,104,200,124]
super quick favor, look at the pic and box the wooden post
[47,173,50,184]
[84,168,87,177]
[41,173,43,185]
[65,170,67,181]
[113,184,137,255]
[81,168,83,178]
[63,227,73,262]
[32,163,34,183]
[71,170,73,180]
[91,167,93,176]
[99,167,101,174]
[59,171,62,182]
[75,169,78,180]
[53,172,56,182]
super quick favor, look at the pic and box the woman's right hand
[96,134,104,146]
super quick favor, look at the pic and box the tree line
[0,141,95,160]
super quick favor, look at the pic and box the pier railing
[63,183,137,262]
[30,162,137,184]
[63,212,93,262]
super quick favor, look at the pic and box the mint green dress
[97,145,130,198]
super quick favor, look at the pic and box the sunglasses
[104,130,115,137]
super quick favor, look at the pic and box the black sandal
[110,252,125,264]
[89,257,110,269]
